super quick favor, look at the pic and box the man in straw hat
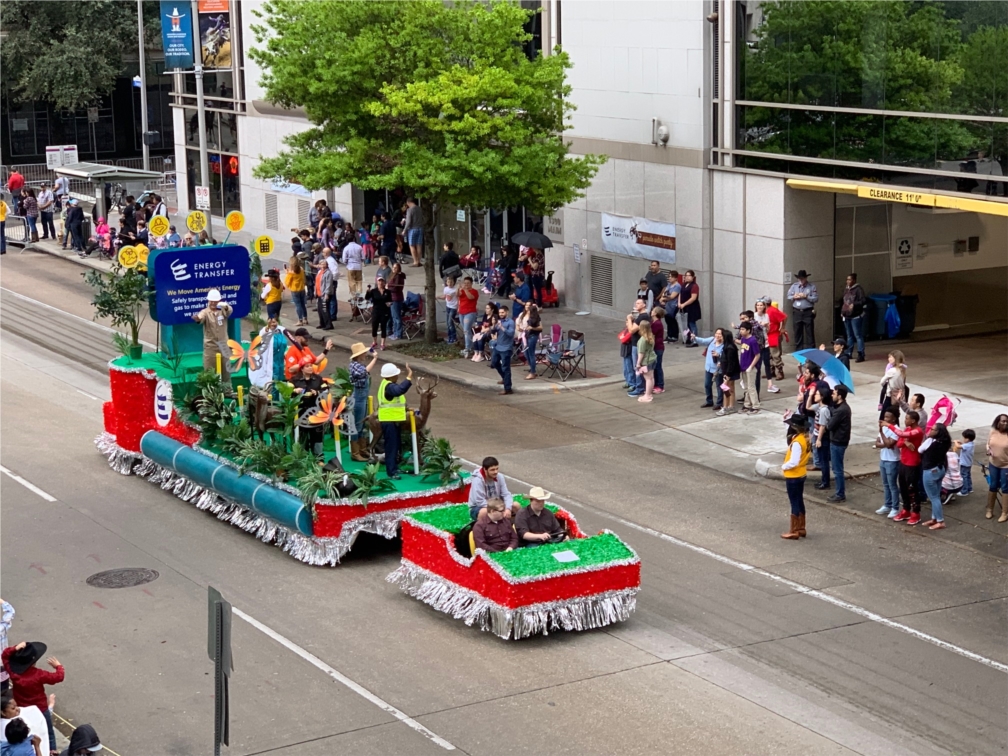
[514,487,567,546]
[348,342,378,462]
[376,362,413,479]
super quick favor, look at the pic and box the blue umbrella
[791,349,855,393]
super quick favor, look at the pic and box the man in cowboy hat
[377,362,413,479]
[514,486,567,545]
[348,342,378,462]
[1,642,63,754]
[786,270,818,351]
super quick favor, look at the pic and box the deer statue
[364,374,439,459]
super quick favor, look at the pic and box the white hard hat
[207,289,222,301]
[380,363,401,379]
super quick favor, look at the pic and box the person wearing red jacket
[758,297,788,385]
[2,642,63,756]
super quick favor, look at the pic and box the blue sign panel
[160,1,195,70]
[152,245,250,325]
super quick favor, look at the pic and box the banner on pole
[160,2,195,70]
[601,212,676,265]
[198,0,232,69]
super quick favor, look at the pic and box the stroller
[483,261,504,294]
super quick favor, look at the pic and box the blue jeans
[653,350,664,390]
[525,332,539,375]
[40,211,55,238]
[43,707,56,756]
[786,476,806,516]
[820,438,832,486]
[266,301,282,320]
[391,301,403,337]
[811,430,821,470]
[291,290,308,322]
[461,312,477,352]
[445,307,457,342]
[704,371,723,406]
[328,296,338,322]
[844,315,865,355]
[491,349,512,391]
[351,386,369,441]
[629,346,644,394]
[0,221,5,252]
[922,466,946,521]
[989,464,1008,493]
[623,353,635,388]
[26,214,38,239]
[880,459,900,511]
[961,466,973,495]
[831,443,847,498]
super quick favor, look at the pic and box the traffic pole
[138,0,150,172]
[191,0,213,241]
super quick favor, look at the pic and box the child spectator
[875,409,901,518]
[636,279,652,312]
[959,429,975,496]
[942,439,963,505]
[892,411,926,525]
[737,321,761,414]
[880,351,907,420]
[2,718,42,756]
[441,275,459,345]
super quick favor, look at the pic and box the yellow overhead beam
[786,177,1008,217]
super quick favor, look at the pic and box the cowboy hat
[66,723,103,753]
[7,642,47,675]
[350,342,370,359]
[793,269,811,279]
[528,486,552,501]
[785,414,809,431]
[380,363,401,378]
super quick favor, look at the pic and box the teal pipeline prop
[139,430,313,536]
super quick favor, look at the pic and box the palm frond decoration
[420,437,462,485]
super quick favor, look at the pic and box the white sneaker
[887,508,899,519]
[768,385,780,393]
[875,505,891,515]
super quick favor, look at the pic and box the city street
[2,253,1006,755]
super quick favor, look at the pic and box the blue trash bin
[868,294,897,339]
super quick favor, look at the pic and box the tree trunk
[421,198,440,344]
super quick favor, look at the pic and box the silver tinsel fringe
[387,561,638,640]
[95,433,457,567]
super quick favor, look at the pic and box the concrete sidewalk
[21,236,1008,486]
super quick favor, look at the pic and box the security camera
[656,125,670,144]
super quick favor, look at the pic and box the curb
[21,244,623,394]
[755,456,874,481]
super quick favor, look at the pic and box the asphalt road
[1,253,1006,756]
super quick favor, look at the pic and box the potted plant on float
[84,263,149,361]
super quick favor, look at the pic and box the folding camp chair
[545,329,587,381]
[402,293,426,340]
[349,294,372,324]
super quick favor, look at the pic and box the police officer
[377,362,413,480]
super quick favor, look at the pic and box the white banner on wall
[601,213,676,264]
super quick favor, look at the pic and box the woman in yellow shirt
[262,268,285,321]
[0,198,7,254]
[781,414,812,540]
[284,257,308,325]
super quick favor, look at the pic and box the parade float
[93,236,469,566]
[90,233,639,637]
[387,496,641,639]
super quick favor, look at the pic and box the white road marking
[0,465,58,502]
[464,458,1008,675]
[232,607,456,750]
[76,388,99,400]
[0,286,157,348]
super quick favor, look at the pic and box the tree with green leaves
[1,0,162,110]
[741,0,976,166]
[84,264,150,359]
[250,0,602,342]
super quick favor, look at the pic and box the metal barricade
[3,215,31,247]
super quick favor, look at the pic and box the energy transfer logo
[170,260,191,281]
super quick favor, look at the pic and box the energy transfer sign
[150,245,250,325]
[600,213,676,265]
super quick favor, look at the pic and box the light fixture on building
[651,118,669,147]
[706,11,719,23]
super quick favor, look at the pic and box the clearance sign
[857,186,934,207]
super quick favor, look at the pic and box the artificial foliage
[347,463,397,506]
[487,533,635,579]
[420,437,462,485]
[84,263,149,350]
[251,0,604,342]
[410,504,472,535]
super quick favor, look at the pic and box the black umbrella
[510,231,553,249]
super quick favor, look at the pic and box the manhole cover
[86,568,159,589]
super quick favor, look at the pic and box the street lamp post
[191,0,212,240]
[137,0,150,172]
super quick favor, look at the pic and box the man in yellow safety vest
[377,362,413,479]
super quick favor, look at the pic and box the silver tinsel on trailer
[387,561,638,640]
[95,432,462,567]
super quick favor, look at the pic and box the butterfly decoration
[227,336,262,372]
[302,394,346,429]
